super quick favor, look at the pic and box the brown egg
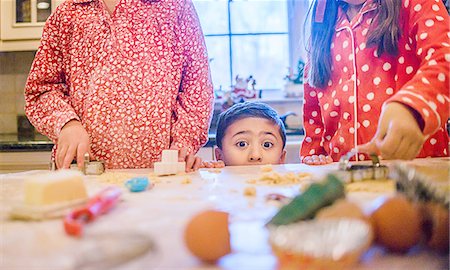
[370,196,421,252]
[421,202,449,252]
[184,210,231,262]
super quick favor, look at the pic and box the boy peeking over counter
[203,102,287,167]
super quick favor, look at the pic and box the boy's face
[215,117,286,166]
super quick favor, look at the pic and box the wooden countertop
[0,160,448,269]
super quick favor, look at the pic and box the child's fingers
[303,156,319,165]
[76,142,90,170]
[358,108,390,156]
[200,160,225,168]
[192,157,202,171]
[404,141,422,160]
[202,161,212,168]
[357,141,380,156]
[62,145,77,169]
[318,155,327,164]
[303,155,333,165]
[185,154,196,172]
[391,137,411,159]
[318,155,332,164]
[56,144,68,169]
[311,155,319,164]
[376,127,402,159]
[178,148,188,162]
[213,160,225,168]
[301,156,312,164]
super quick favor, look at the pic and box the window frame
[196,0,311,91]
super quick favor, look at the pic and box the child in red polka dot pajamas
[301,0,449,165]
[25,0,213,170]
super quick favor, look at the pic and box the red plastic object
[64,187,122,236]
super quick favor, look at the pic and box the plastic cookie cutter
[338,151,389,183]
[64,186,122,237]
[50,153,105,175]
[125,177,150,192]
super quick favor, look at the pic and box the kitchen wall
[0,51,35,134]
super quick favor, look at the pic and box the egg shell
[421,202,449,252]
[184,210,231,262]
[370,196,421,252]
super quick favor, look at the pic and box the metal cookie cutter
[51,153,105,175]
[338,151,389,183]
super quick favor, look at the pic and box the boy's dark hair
[307,0,401,88]
[215,102,287,149]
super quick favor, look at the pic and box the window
[194,0,291,91]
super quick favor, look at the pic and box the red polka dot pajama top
[301,0,449,162]
[25,0,214,169]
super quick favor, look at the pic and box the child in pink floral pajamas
[301,0,449,165]
[25,0,213,170]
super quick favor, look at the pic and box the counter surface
[1,160,448,269]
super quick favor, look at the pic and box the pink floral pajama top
[25,0,214,169]
[301,0,450,162]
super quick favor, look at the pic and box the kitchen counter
[0,133,54,152]
[1,160,448,269]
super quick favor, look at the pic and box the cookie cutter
[338,151,389,183]
[50,153,105,175]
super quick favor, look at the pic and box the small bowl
[268,219,373,270]
[125,177,150,192]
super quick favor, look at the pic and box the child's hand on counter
[201,160,225,168]
[302,155,333,165]
[173,147,202,173]
[56,120,92,169]
[358,102,425,160]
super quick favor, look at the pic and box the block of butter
[24,170,88,205]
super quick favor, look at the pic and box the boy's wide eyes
[234,140,274,149]
[262,141,273,148]
[236,141,248,148]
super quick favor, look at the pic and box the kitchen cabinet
[0,0,64,51]
[0,151,51,173]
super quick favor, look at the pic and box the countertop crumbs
[243,186,257,196]
[255,171,312,185]
[181,178,192,184]
[260,164,273,172]
[98,172,132,185]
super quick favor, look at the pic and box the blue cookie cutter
[125,177,150,192]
